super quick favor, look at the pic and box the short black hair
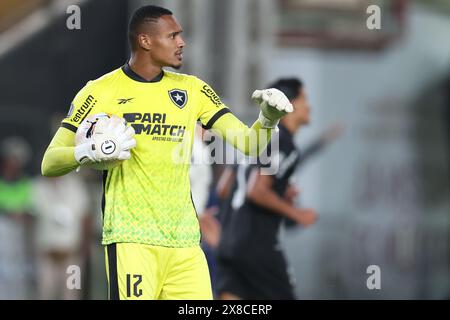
[128,5,173,51]
[266,78,303,101]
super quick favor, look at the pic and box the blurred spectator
[0,136,33,215]
[32,172,91,300]
[0,136,34,299]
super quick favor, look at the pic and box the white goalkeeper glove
[252,88,294,129]
[74,116,136,165]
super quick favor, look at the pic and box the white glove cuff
[258,111,280,130]
[74,143,93,164]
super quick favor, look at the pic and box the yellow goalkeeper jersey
[62,64,231,247]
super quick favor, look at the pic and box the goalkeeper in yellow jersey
[41,5,293,300]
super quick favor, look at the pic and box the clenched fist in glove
[74,114,136,169]
[252,88,294,129]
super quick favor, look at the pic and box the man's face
[291,88,311,125]
[146,15,185,69]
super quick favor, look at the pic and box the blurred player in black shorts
[216,78,318,300]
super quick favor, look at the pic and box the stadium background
[0,0,449,299]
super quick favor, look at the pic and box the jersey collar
[121,63,164,83]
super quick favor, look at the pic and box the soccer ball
[75,113,124,170]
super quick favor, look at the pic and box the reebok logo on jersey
[201,85,222,107]
[117,98,134,105]
[71,95,97,123]
[168,89,187,109]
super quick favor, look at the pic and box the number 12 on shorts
[126,274,143,298]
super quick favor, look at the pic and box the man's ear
[138,34,152,51]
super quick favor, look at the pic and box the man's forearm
[211,112,274,157]
[41,127,79,177]
[42,146,79,177]
[247,187,295,220]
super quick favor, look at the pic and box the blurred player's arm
[41,127,78,177]
[216,166,236,200]
[246,168,317,226]
[198,207,221,248]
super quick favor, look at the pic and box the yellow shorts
[104,243,212,300]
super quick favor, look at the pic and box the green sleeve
[210,112,273,157]
[41,127,79,177]
[193,77,273,156]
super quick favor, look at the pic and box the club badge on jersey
[168,89,188,109]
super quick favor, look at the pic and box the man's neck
[129,53,163,81]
